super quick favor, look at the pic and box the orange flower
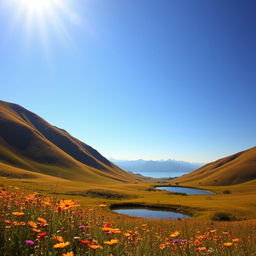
[32,228,42,233]
[103,239,119,245]
[232,238,239,243]
[58,200,79,211]
[54,242,70,249]
[12,212,25,216]
[4,220,11,223]
[210,229,217,233]
[62,252,74,256]
[89,245,103,250]
[197,247,207,251]
[102,227,121,234]
[223,242,233,247]
[194,239,202,246]
[53,235,64,243]
[38,217,47,226]
[99,204,107,207]
[159,243,166,250]
[28,221,37,228]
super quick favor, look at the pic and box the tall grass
[0,186,255,256]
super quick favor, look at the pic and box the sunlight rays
[1,0,81,53]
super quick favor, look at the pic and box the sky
[0,0,255,163]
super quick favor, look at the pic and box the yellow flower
[170,231,180,237]
[223,242,233,247]
[104,239,119,245]
[210,229,217,233]
[159,243,166,250]
[124,232,131,237]
[62,252,74,256]
[12,212,25,216]
[54,242,70,248]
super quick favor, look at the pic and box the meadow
[1,185,256,256]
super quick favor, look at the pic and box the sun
[1,0,81,52]
[22,0,55,13]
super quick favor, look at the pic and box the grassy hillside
[0,100,140,184]
[173,147,256,186]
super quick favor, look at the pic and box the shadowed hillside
[174,147,256,186]
[0,100,140,183]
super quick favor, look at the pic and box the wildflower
[223,242,233,247]
[73,236,80,240]
[12,212,25,216]
[4,220,11,223]
[159,243,166,249]
[181,239,188,243]
[53,235,64,243]
[104,239,119,245]
[28,221,37,228]
[170,231,180,237]
[79,225,86,229]
[58,200,79,211]
[80,240,90,245]
[194,239,202,246]
[104,222,111,228]
[99,204,107,207]
[197,247,207,251]
[62,252,74,256]
[32,228,42,233]
[232,238,239,242]
[54,242,70,248]
[124,232,131,237]
[38,217,47,226]
[89,245,103,249]
[25,240,34,245]
[37,232,47,239]
[210,229,217,233]
[172,239,179,243]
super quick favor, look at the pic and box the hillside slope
[174,147,256,186]
[0,100,139,183]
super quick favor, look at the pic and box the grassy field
[1,185,256,256]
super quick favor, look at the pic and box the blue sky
[0,0,255,163]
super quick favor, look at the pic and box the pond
[156,186,213,195]
[112,207,190,219]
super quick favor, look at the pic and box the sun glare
[1,0,81,53]
[22,0,53,13]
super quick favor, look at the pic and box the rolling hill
[0,100,140,184]
[174,147,256,186]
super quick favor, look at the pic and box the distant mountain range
[0,100,140,184]
[111,159,203,178]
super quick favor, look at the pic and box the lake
[156,186,213,195]
[112,207,190,219]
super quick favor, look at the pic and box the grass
[1,186,256,256]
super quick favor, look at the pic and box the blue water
[113,208,190,219]
[156,186,213,195]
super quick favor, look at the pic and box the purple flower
[25,240,34,245]
[181,239,188,243]
[172,239,179,243]
[79,225,86,229]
